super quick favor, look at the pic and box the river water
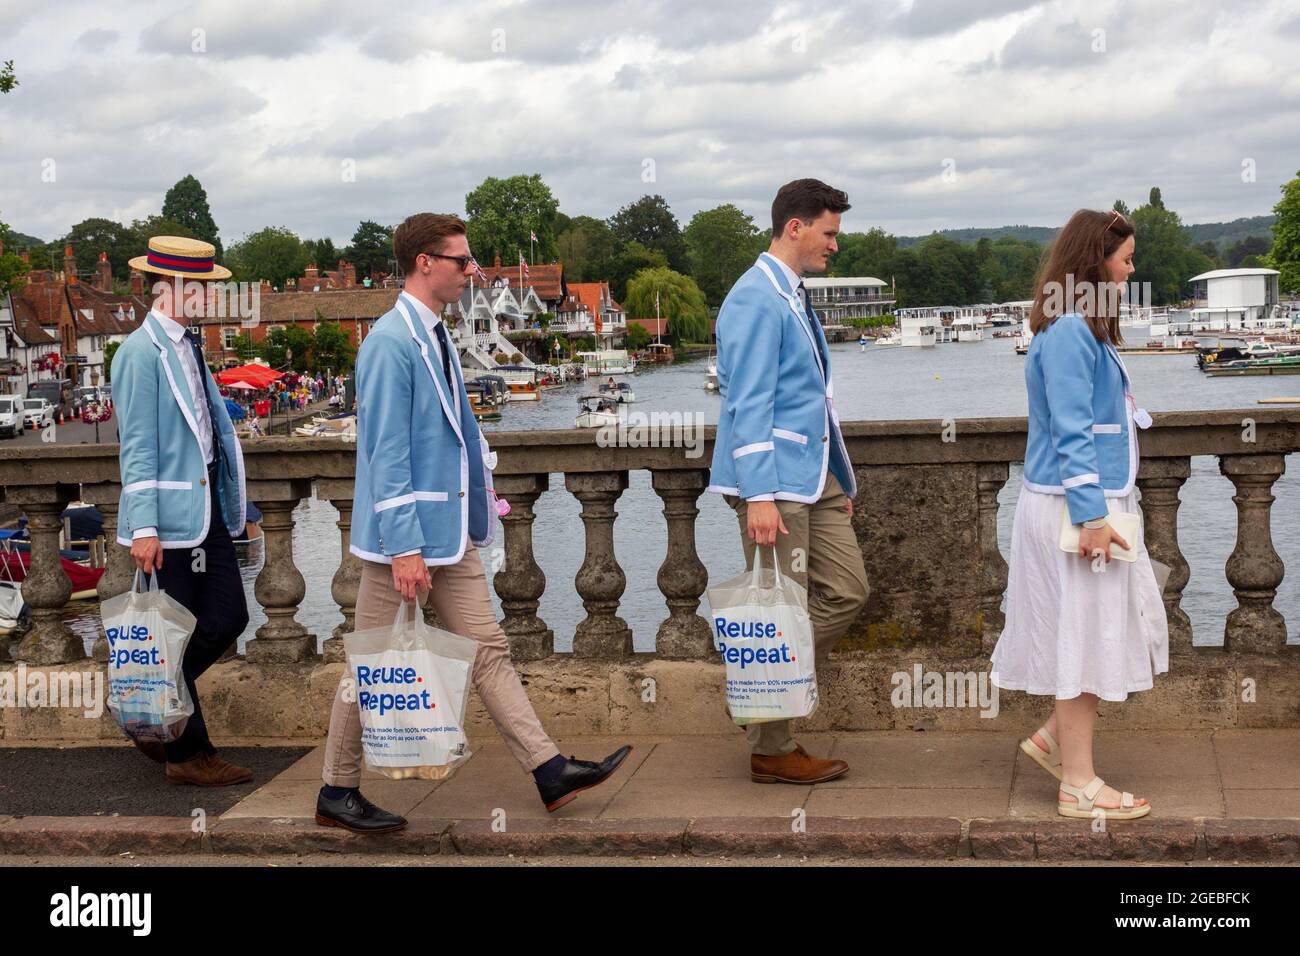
[64,329,1298,652]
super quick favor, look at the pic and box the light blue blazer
[113,313,247,547]
[708,253,856,502]
[349,298,495,565]
[1022,312,1150,524]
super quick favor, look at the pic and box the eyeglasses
[421,252,477,271]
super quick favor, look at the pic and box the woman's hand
[1078,523,1130,563]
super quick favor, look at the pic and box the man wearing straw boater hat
[113,236,252,786]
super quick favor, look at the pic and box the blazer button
[458,491,465,498]
[822,436,828,443]
[199,478,207,485]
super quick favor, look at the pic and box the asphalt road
[0,746,310,816]
[1,414,120,448]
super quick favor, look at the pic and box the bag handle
[749,546,785,589]
[391,598,423,635]
[131,568,161,595]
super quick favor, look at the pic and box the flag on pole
[473,259,488,283]
[520,252,530,279]
[529,230,537,243]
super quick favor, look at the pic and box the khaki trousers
[322,550,560,787]
[726,474,870,756]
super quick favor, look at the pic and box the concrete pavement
[3,729,1300,861]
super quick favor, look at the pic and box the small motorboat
[575,395,622,429]
[704,362,719,392]
[598,380,636,403]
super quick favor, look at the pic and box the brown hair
[771,179,851,237]
[1029,208,1135,342]
[392,213,467,274]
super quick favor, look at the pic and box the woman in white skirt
[991,209,1169,821]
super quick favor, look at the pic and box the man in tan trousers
[316,213,630,833]
[708,179,870,783]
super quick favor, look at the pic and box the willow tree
[624,267,709,343]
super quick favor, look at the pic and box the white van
[0,396,23,438]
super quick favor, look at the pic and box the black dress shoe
[537,745,633,812]
[315,788,408,834]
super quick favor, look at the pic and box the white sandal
[1058,776,1150,820]
[1019,726,1062,781]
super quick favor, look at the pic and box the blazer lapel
[142,314,204,451]
[395,299,465,446]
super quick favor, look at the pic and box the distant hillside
[1185,215,1275,248]
[896,215,1276,251]
[4,231,45,250]
[896,226,1056,247]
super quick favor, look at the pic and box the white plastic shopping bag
[706,547,818,725]
[101,570,196,743]
[343,600,479,780]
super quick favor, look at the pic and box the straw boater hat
[129,235,232,280]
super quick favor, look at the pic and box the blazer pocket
[1091,423,1122,434]
[772,428,809,445]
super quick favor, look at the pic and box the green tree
[259,325,314,372]
[161,175,222,257]
[103,340,121,381]
[830,228,899,280]
[305,237,339,270]
[1130,189,1208,305]
[1265,170,1300,294]
[312,316,356,373]
[624,267,709,343]
[464,174,560,266]
[625,322,652,350]
[225,226,309,289]
[1113,199,1130,216]
[684,204,762,307]
[344,220,394,280]
[0,217,30,295]
[1,61,16,94]
[606,241,667,303]
[60,218,134,282]
[608,195,687,272]
[126,214,200,273]
[229,333,256,361]
[556,215,618,282]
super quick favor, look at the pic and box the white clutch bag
[1058,500,1141,563]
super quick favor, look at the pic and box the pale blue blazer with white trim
[707,253,856,502]
[113,313,247,547]
[349,300,495,566]
[1022,312,1146,524]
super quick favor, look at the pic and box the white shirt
[399,291,459,419]
[133,310,214,540]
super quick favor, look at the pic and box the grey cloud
[137,0,352,59]
[75,28,118,52]
[889,0,1044,37]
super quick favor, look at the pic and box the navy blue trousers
[154,467,249,763]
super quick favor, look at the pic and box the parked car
[27,378,72,422]
[0,396,24,438]
[21,398,55,429]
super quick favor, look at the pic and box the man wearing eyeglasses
[316,213,631,832]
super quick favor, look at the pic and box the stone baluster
[80,485,134,662]
[491,473,552,660]
[975,462,1009,653]
[1219,454,1287,653]
[317,479,360,663]
[565,471,632,658]
[245,479,315,662]
[651,469,712,658]
[1136,457,1193,651]
[10,487,81,664]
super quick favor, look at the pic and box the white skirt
[990,487,1169,702]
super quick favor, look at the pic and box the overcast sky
[2,0,1298,249]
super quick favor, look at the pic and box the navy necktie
[186,331,229,478]
[432,321,454,387]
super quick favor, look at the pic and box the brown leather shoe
[166,752,254,787]
[751,744,848,784]
[130,737,166,764]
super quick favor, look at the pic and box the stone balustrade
[1,409,1296,690]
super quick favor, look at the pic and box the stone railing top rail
[0,409,1297,491]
